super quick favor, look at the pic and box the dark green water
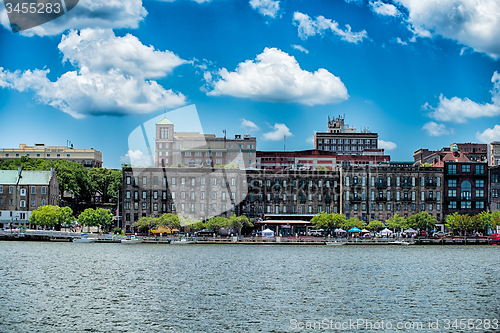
[0,242,499,332]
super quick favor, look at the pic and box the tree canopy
[29,205,75,228]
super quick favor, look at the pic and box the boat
[325,241,346,246]
[121,236,143,244]
[72,236,97,243]
[389,240,410,245]
[171,238,195,244]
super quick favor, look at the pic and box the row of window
[448,179,484,187]
[126,176,239,187]
[4,153,71,158]
[249,193,334,202]
[250,179,336,188]
[345,203,441,212]
[157,143,255,150]
[448,201,485,209]
[318,139,376,144]
[346,190,442,201]
[0,199,46,207]
[0,186,47,195]
[345,176,442,187]
[248,205,334,214]
[319,146,375,151]
[447,164,485,174]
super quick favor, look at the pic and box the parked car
[433,231,449,237]
[307,229,325,237]
[416,231,428,238]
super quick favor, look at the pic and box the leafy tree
[88,168,122,203]
[343,216,366,230]
[367,220,385,233]
[133,216,157,235]
[96,208,113,232]
[445,212,471,236]
[59,206,75,227]
[158,213,181,231]
[206,216,228,234]
[421,163,433,167]
[315,166,329,171]
[29,205,61,228]
[228,215,253,235]
[386,214,405,232]
[476,211,500,233]
[406,211,436,231]
[311,213,345,234]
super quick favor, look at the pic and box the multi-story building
[122,166,341,234]
[155,118,256,169]
[314,115,378,155]
[0,143,103,168]
[0,168,60,228]
[488,141,500,166]
[433,149,488,217]
[257,149,390,170]
[414,143,487,165]
[488,165,500,212]
[341,165,445,230]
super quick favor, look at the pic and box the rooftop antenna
[284,135,286,151]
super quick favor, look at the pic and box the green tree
[406,211,436,231]
[445,213,470,236]
[29,205,61,228]
[133,216,157,235]
[343,216,366,230]
[158,213,181,231]
[206,216,228,234]
[367,220,385,233]
[228,215,253,235]
[386,214,405,232]
[96,208,114,232]
[58,206,75,228]
[88,168,122,203]
[78,208,113,232]
[421,163,433,167]
[311,212,345,234]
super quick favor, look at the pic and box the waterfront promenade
[0,230,495,245]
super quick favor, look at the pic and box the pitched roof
[156,118,173,125]
[0,170,52,185]
[442,151,470,162]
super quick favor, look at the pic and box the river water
[0,242,498,332]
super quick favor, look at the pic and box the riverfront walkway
[0,230,494,245]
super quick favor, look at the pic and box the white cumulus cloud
[205,47,348,106]
[263,123,292,141]
[378,139,397,150]
[293,11,368,44]
[0,29,187,118]
[249,0,280,18]
[370,1,400,16]
[422,122,453,136]
[291,44,309,53]
[476,125,500,143]
[121,150,154,167]
[241,118,259,130]
[394,0,500,59]
[426,71,500,123]
[0,0,147,37]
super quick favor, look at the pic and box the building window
[31,199,36,207]
[31,186,36,194]
[142,202,147,210]
[462,164,471,173]
[476,189,484,198]
[42,199,46,206]
[41,187,46,194]
[153,191,158,200]
[475,179,484,188]
[9,186,14,194]
[20,189,26,196]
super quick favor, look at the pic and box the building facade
[488,141,500,166]
[155,118,256,169]
[341,165,445,229]
[0,168,60,228]
[414,143,487,165]
[314,115,378,155]
[257,149,390,170]
[0,143,103,168]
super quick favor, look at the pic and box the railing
[425,182,437,188]
[401,183,412,188]
[376,182,387,188]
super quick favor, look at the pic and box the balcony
[401,183,412,188]
[351,182,362,189]
[402,197,411,202]
[376,182,387,188]
[425,182,437,188]
[425,197,437,202]
[375,196,387,202]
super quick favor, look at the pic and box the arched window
[461,180,471,200]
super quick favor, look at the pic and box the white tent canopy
[380,228,393,235]
[334,228,347,233]
[404,228,417,233]
[262,228,275,238]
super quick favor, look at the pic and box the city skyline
[1,0,500,168]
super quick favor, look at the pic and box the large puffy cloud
[249,0,280,18]
[59,29,187,78]
[0,29,187,118]
[263,123,292,141]
[426,71,500,123]
[394,0,500,59]
[293,12,368,44]
[0,0,147,37]
[422,122,454,137]
[477,125,500,143]
[205,47,348,106]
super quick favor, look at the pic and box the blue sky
[1,0,500,168]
